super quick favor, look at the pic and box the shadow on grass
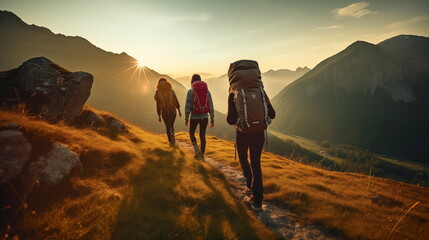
[111,148,185,240]
[111,146,270,240]
[192,164,265,240]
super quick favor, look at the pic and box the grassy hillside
[176,133,429,240]
[0,110,276,240]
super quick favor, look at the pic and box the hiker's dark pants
[189,118,208,153]
[162,110,176,143]
[236,130,265,204]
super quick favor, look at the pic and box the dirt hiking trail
[177,141,339,240]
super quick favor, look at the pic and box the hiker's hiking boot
[244,196,262,211]
[192,143,203,160]
[192,143,200,155]
[195,151,204,160]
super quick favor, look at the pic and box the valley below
[269,130,429,187]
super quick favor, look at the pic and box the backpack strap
[232,92,240,126]
[234,130,237,161]
[241,89,251,128]
[193,89,203,117]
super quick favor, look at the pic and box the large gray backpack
[228,60,271,134]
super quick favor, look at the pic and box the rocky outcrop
[103,115,128,134]
[0,126,31,184]
[74,109,128,134]
[0,123,82,186]
[28,143,80,185]
[0,57,93,122]
[74,109,105,127]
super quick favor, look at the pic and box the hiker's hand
[158,116,162,122]
[210,122,214,128]
[185,120,189,127]
[179,112,182,118]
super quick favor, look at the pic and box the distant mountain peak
[264,67,311,75]
[0,10,20,18]
[379,34,427,43]
[296,66,310,71]
[0,10,27,26]
[345,40,377,52]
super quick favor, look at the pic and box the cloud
[313,25,344,31]
[332,2,377,18]
[176,12,213,22]
[388,14,429,29]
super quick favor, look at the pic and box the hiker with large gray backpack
[226,60,276,211]
[185,74,214,160]
[154,78,181,145]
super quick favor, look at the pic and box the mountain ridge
[0,10,130,62]
[272,35,429,163]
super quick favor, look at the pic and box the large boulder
[28,143,80,185]
[0,57,93,122]
[0,128,32,184]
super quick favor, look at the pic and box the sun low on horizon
[137,58,146,68]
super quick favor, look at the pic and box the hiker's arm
[172,91,182,116]
[185,90,192,121]
[154,91,161,116]
[268,103,276,119]
[226,93,237,125]
[208,91,214,123]
[264,90,275,119]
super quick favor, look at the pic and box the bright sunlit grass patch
[0,111,276,240]
[176,132,429,240]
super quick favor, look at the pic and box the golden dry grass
[176,132,429,240]
[0,111,277,240]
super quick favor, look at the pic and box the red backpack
[191,81,210,114]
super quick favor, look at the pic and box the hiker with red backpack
[154,78,181,145]
[226,60,276,211]
[185,74,214,160]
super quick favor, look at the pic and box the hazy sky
[1,0,428,77]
